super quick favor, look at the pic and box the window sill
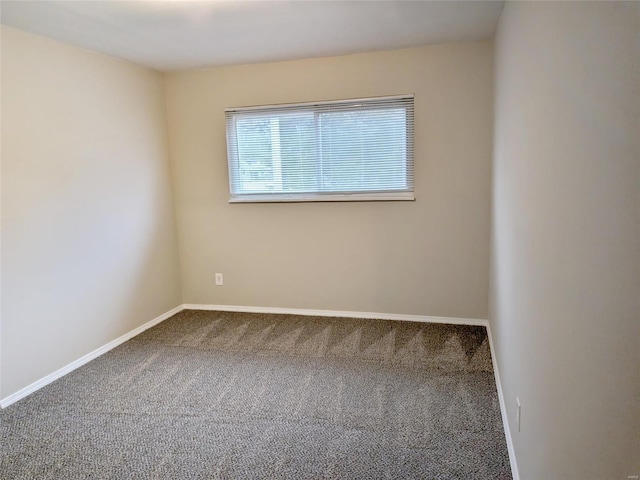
[228,192,415,203]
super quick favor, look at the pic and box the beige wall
[490,2,640,478]
[165,42,493,318]
[0,27,182,398]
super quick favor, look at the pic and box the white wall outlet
[215,273,223,286]
[516,397,521,432]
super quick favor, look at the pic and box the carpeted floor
[0,310,512,479]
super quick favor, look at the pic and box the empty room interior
[1,1,638,479]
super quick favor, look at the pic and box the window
[225,95,414,202]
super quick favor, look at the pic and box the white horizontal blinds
[226,95,414,200]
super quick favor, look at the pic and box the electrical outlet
[215,273,223,286]
[516,397,521,432]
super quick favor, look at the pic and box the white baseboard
[0,305,183,409]
[182,303,487,326]
[485,321,520,480]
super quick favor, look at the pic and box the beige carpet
[0,310,511,479]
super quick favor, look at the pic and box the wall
[165,42,493,319]
[0,27,182,399]
[490,2,640,478]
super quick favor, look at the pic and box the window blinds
[225,95,414,202]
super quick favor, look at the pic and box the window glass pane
[235,113,316,193]
[277,113,316,193]
[318,108,407,192]
[236,117,274,192]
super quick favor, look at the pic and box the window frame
[225,94,415,203]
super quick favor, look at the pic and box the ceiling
[0,1,504,72]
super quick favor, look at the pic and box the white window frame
[225,95,415,203]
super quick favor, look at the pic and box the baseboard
[0,304,183,409]
[182,303,487,326]
[485,322,520,480]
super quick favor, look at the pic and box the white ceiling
[0,1,504,72]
